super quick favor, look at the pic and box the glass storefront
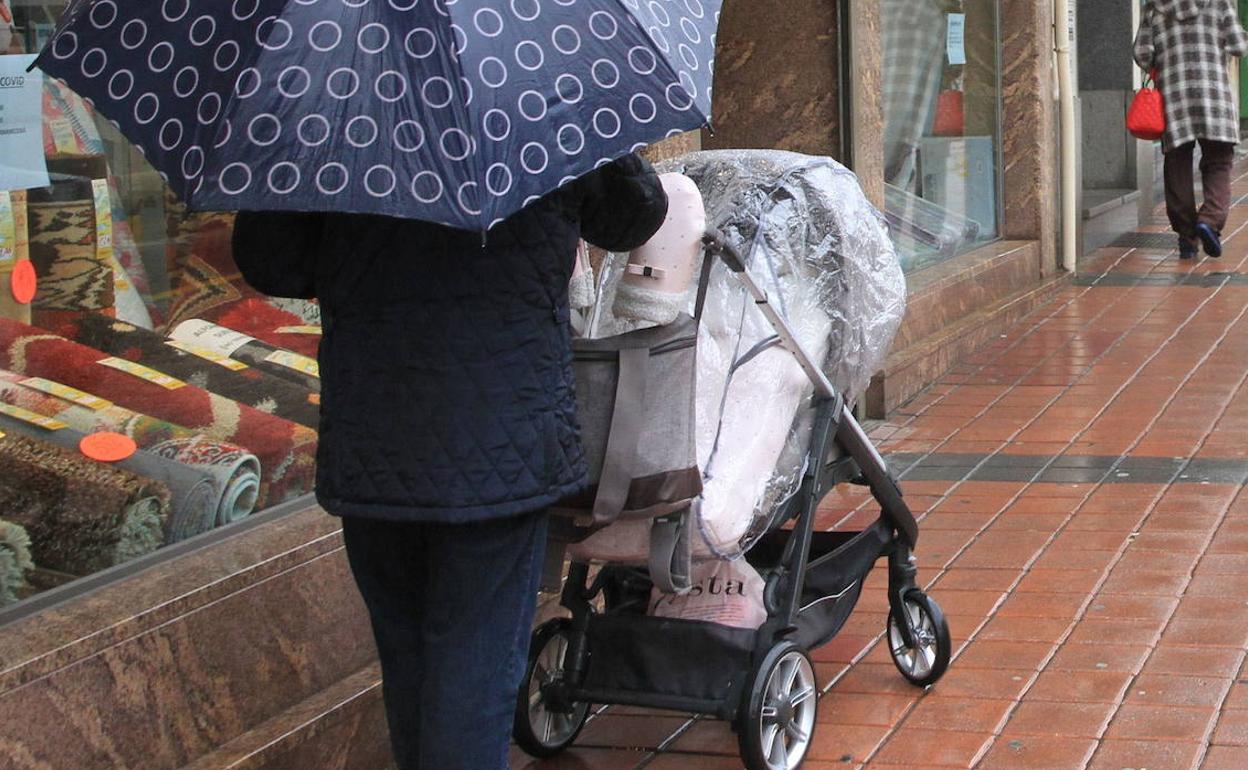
[1,3,317,613]
[881,0,1003,273]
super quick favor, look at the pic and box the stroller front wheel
[738,641,818,770]
[887,590,951,687]
[513,619,591,758]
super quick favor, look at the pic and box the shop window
[881,0,1003,272]
[0,4,318,615]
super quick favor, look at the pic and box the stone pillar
[1001,0,1059,276]
[703,0,843,160]
[848,0,885,207]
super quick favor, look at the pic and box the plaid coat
[1134,0,1248,151]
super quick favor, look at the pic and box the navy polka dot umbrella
[33,0,720,231]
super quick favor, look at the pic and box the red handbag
[1127,69,1165,141]
[931,90,965,136]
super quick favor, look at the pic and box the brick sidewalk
[514,166,1248,770]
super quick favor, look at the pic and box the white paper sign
[0,55,50,191]
[947,13,967,66]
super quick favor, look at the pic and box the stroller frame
[515,233,951,770]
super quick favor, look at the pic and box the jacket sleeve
[230,212,324,299]
[1223,0,1248,58]
[577,153,669,253]
[1133,11,1156,71]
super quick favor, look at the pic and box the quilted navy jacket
[232,155,668,522]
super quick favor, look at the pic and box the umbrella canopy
[34,0,721,231]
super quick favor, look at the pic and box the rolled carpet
[0,370,263,527]
[0,431,170,575]
[0,520,34,606]
[0,320,316,507]
[169,319,321,392]
[46,313,320,429]
[0,414,218,544]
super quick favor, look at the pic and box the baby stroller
[514,152,952,770]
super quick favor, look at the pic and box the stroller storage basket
[748,521,892,650]
[581,613,754,715]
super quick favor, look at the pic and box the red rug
[0,320,316,507]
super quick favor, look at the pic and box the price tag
[0,403,67,430]
[265,349,320,378]
[11,260,35,304]
[91,178,113,264]
[49,119,79,155]
[166,339,249,371]
[0,192,13,264]
[275,325,322,335]
[97,357,187,390]
[22,378,111,410]
[11,190,29,264]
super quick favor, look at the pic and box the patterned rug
[0,321,316,507]
[0,371,264,526]
[27,199,115,327]
[162,209,321,358]
[0,431,170,576]
[49,313,320,429]
[0,520,33,606]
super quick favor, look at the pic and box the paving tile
[975,615,1073,643]
[902,696,1014,733]
[830,663,928,697]
[995,591,1089,619]
[645,754,741,770]
[1084,594,1180,622]
[1124,674,1232,708]
[1212,708,1248,746]
[815,692,917,727]
[577,715,689,750]
[804,723,889,764]
[1004,699,1118,739]
[1103,704,1216,742]
[1047,642,1152,674]
[1027,670,1134,703]
[658,719,738,757]
[977,735,1098,769]
[1143,646,1244,678]
[1087,739,1203,770]
[513,747,648,770]
[1202,745,1248,769]
[1066,618,1166,647]
[933,568,1020,592]
[1100,569,1190,597]
[869,729,992,767]
[1015,568,1105,594]
[955,640,1055,671]
[925,668,1034,701]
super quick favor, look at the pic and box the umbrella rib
[435,2,489,230]
[604,0,706,123]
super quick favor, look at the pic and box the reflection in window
[881,0,1001,272]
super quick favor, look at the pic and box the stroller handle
[701,228,840,404]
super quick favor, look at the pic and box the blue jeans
[341,510,548,770]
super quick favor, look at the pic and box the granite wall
[703,0,843,159]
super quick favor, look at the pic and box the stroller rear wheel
[513,619,591,758]
[738,641,818,770]
[887,590,951,687]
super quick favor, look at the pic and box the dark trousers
[1164,138,1235,242]
[341,510,548,770]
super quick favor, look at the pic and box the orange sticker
[80,432,137,463]
[11,260,35,304]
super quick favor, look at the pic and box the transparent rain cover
[578,150,906,560]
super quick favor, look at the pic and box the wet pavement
[512,164,1248,769]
